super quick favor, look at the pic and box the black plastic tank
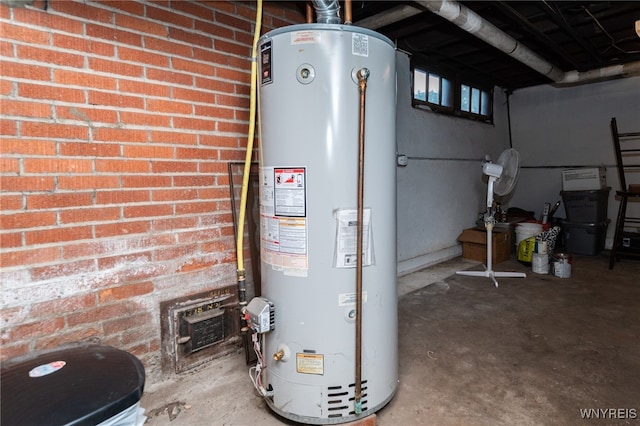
[1,343,145,426]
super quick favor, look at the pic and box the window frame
[411,60,494,124]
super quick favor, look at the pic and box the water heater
[250,22,397,424]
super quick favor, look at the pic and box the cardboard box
[561,167,606,191]
[457,227,511,264]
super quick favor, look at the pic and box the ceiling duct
[356,0,640,87]
[311,0,341,24]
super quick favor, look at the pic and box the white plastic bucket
[532,253,549,274]
[515,222,543,249]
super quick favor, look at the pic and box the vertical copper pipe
[306,2,314,23]
[354,67,369,414]
[344,0,352,24]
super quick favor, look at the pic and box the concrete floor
[141,254,640,425]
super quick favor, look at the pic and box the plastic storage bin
[561,187,610,222]
[0,344,146,426]
[562,219,610,256]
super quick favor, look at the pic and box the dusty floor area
[141,254,640,425]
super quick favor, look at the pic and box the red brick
[173,116,215,131]
[168,27,212,48]
[122,176,171,188]
[54,69,117,90]
[1,100,51,119]
[0,176,55,192]
[171,1,214,20]
[59,206,120,224]
[0,139,56,156]
[122,145,174,159]
[27,192,93,210]
[151,216,198,232]
[95,159,149,174]
[119,79,169,97]
[94,220,150,238]
[31,259,96,282]
[99,0,144,16]
[215,65,249,83]
[13,7,84,34]
[88,90,145,109]
[0,157,19,173]
[194,76,234,93]
[0,194,23,210]
[200,134,239,148]
[99,281,154,303]
[147,4,194,29]
[35,327,103,352]
[58,141,120,157]
[177,228,221,244]
[217,121,247,135]
[0,60,50,81]
[193,47,229,65]
[195,104,235,119]
[1,317,65,345]
[23,158,92,174]
[53,33,114,57]
[146,98,192,114]
[154,242,198,262]
[26,225,93,245]
[95,190,150,205]
[0,232,22,248]
[115,14,168,37]
[215,11,252,33]
[17,45,84,68]
[119,46,169,67]
[85,24,142,47]
[58,176,120,190]
[143,37,193,59]
[150,130,197,145]
[173,87,215,104]
[1,211,56,229]
[19,83,85,103]
[194,20,233,39]
[1,79,12,96]
[103,311,153,335]
[53,1,114,24]
[66,302,138,327]
[21,121,89,140]
[0,246,60,268]
[0,343,31,361]
[0,22,50,45]
[146,68,193,86]
[172,57,215,76]
[94,127,148,143]
[90,58,143,77]
[123,203,174,219]
[151,161,197,173]
[151,188,198,202]
[119,111,171,128]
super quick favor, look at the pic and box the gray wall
[508,76,640,248]
[396,48,640,275]
[395,52,510,275]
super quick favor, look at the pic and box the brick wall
[0,0,303,382]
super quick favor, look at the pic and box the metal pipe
[344,0,352,25]
[354,67,370,415]
[311,0,340,24]
[306,2,313,24]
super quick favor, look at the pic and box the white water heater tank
[256,23,397,424]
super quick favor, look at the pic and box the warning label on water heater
[352,33,369,57]
[260,166,308,276]
[296,353,324,375]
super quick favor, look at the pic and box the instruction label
[334,208,374,268]
[296,353,324,375]
[260,166,308,276]
[352,33,369,57]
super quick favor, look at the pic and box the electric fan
[456,148,526,287]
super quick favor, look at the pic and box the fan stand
[456,175,526,287]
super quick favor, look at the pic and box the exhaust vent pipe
[312,0,341,24]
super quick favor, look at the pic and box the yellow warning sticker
[296,353,324,375]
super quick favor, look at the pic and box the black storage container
[0,344,145,426]
[561,187,610,223]
[562,219,610,256]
